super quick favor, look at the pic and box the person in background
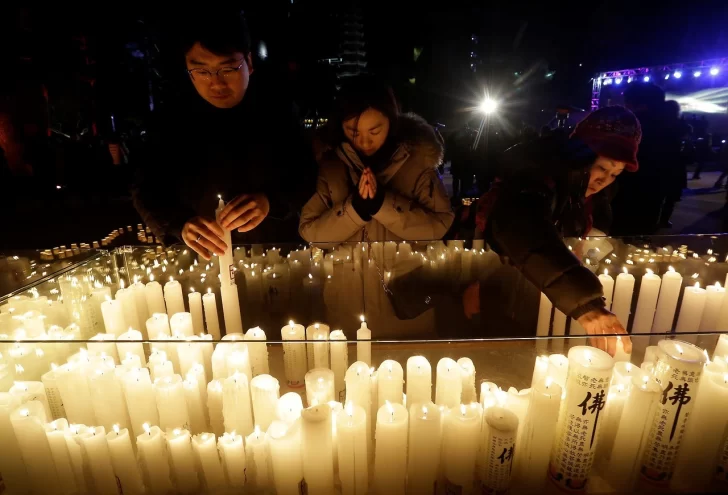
[133,10,317,259]
[474,106,641,356]
[299,76,454,242]
[659,100,690,228]
[610,83,668,235]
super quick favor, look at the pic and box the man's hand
[218,193,271,233]
[577,307,632,357]
[182,216,227,260]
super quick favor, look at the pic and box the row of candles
[3,313,728,494]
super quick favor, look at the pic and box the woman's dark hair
[177,10,251,58]
[323,76,400,146]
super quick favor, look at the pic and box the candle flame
[717,282,722,289]
[668,266,675,272]
[626,363,632,372]
[119,279,125,289]
[207,288,212,294]
[149,274,155,282]
[603,269,608,276]
[113,424,120,434]
[385,400,394,414]
[289,320,294,328]
[315,323,320,330]
[173,428,181,436]
[694,282,700,289]
[345,401,354,416]
[460,404,467,416]
[202,433,209,441]
[675,344,684,355]
[190,287,195,292]
[545,376,553,388]
[422,405,428,416]
[254,425,261,438]
[19,408,29,417]
[616,384,625,393]
[724,373,728,384]
[308,273,313,279]
[622,267,628,274]
[642,375,649,383]
[360,314,366,322]
[646,268,653,275]
[89,427,96,435]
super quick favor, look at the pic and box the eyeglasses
[187,61,245,82]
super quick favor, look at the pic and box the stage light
[711,67,720,76]
[627,76,633,83]
[665,74,670,80]
[674,71,682,79]
[615,77,623,85]
[479,98,499,115]
[643,75,650,82]
[603,78,613,85]
[693,70,702,78]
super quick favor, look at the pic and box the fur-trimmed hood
[392,112,445,169]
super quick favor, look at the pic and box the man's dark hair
[177,10,251,57]
[624,83,665,112]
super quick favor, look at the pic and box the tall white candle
[406,355,432,407]
[218,431,246,489]
[117,329,146,365]
[183,374,207,434]
[612,268,635,329]
[714,334,728,359]
[436,357,462,408]
[170,312,194,338]
[639,340,706,485]
[329,330,348,402]
[306,368,336,405]
[407,401,441,494]
[244,326,270,376]
[131,280,150,333]
[281,321,307,387]
[675,282,707,343]
[604,374,660,492]
[45,419,78,495]
[154,374,190,431]
[373,401,408,495]
[536,292,553,350]
[100,298,126,338]
[166,428,200,494]
[106,424,145,495]
[276,392,304,424]
[207,380,224,437]
[442,404,481,491]
[345,362,373,458]
[480,406,519,493]
[245,426,271,491]
[652,267,683,332]
[201,289,221,340]
[699,282,725,331]
[377,360,404,407]
[88,366,131,431]
[223,371,254,436]
[337,402,369,495]
[9,380,52,420]
[146,312,171,337]
[188,290,205,335]
[0,395,29,494]
[547,353,569,389]
[41,367,67,420]
[632,269,662,333]
[356,318,371,366]
[458,357,477,403]
[192,433,226,492]
[268,420,304,495]
[250,374,280,430]
[226,347,252,382]
[549,346,614,490]
[63,424,88,494]
[137,424,174,495]
[302,403,336,494]
[164,278,185,318]
[144,279,166,316]
[78,426,118,495]
[599,269,615,309]
[216,198,244,335]
[530,355,549,387]
[116,286,141,332]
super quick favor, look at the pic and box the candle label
[640,360,701,484]
[549,372,609,492]
[481,432,516,493]
[717,435,728,483]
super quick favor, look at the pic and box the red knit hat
[571,106,642,171]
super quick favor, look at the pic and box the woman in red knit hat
[474,106,642,356]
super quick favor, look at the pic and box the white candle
[88,332,120,363]
[699,282,725,331]
[216,198,244,335]
[9,380,52,419]
[137,424,174,494]
[202,289,221,340]
[78,426,118,495]
[517,377,562,492]
[131,280,150,333]
[144,279,166,316]
[605,374,661,492]
[45,419,78,495]
[152,360,174,381]
[480,406,519,493]
[715,334,728,359]
[244,326,270,376]
[146,312,171,337]
[268,420,304,495]
[407,401,441,494]
[599,269,615,309]
[226,347,252,382]
[406,355,432,407]
[117,329,146,365]
[281,321,307,387]
[442,404,481,491]
[188,290,205,335]
[55,362,96,426]
[639,340,706,485]
[595,382,629,464]
[250,374,280,430]
[90,285,112,334]
[458,357,477,403]
[643,345,662,364]
[183,374,207,434]
[116,286,141,332]
[192,433,226,492]
[41,367,67,420]
[223,371,254,436]
[154,374,190,431]
[245,426,271,491]
[207,380,224,437]
[337,402,368,495]
[611,361,643,387]
[164,279,185,318]
[0,395,29,494]
[356,318,371,366]
[675,282,707,342]
[302,403,336,494]
[330,330,348,402]
[373,401,408,495]
[612,268,635,329]
[106,424,145,495]
[547,353,569,389]
[100,298,126,338]
[276,392,304,425]
[170,311,194,338]
[218,431,246,489]
[377,359,404,407]
[345,362,374,458]
[306,368,336,406]
[652,267,683,332]
[312,324,330,369]
[549,346,614,490]
[166,427,200,494]
[632,269,662,333]
[87,366,131,431]
[435,357,462,408]
[64,424,88,494]
[536,292,553,343]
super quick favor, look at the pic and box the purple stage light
[711,67,720,76]
[603,78,613,85]
[643,75,650,82]
[693,70,702,77]
[674,71,682,79]
[615,77,623,85]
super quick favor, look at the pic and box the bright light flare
[479,98,499,115]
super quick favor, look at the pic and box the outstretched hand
[577,307,632,357]
[182,216,227,260]
[218,193,270,233]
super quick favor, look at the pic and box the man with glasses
[132,10,317,259]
